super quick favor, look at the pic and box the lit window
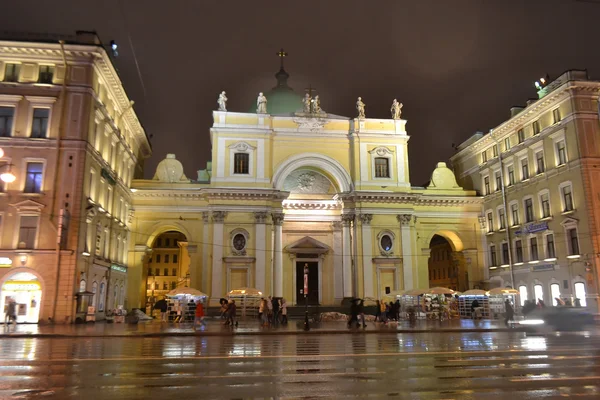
[18,215,39,249]
[533,284,544,304]
[556,140,567,166]
[31,108,49,138]
[574,282,587,307]
[0,107,14,137]
[568,228,579,255]
[521,158,529,180]
[507,165,515,186]
[3,63,20,82]
[498,208,506,230]
[511,204,519,226]
[504,137,511,151]
[38,65,54,84]
[492,145,498,158]
[495,171,501,192]
[530,237,539,260]
[98,281,106,312]
[502,242,509,264]
[552,108,561,124]
[487,212,494,233]
[24,162,44,193]
[546,234,555,259]
[374,157,389,178]
[91,281,98,307]
[519,285,528,306]
[535,151,545,174]
[550,283,561,306]
[481,151,488,163]
[234,153,249,174]
[484,176,490,195]
[562,185,573,212]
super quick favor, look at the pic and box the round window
[380,235,393,252]
[233,234,246,251]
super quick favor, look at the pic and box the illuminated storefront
[1,272,42,323]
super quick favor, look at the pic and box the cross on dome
[277,48,288,69]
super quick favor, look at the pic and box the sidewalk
[0,318,522,338]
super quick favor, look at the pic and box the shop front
[1,271,43,323]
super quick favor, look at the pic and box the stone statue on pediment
[356,97,366,119]
[302,93,312,113]
[256,92,267,114]
[312,95,322,114]
[391,99,403,120]
[217,91,228,111]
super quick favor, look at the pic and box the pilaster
[254,211,268,294]
[359,214,374,298]
[210,211,226,305]
[342,213,355,298]
[398,214,417,290]
[272,212,284,297]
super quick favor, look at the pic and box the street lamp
[0,148,16,183]
[303,263,310,331]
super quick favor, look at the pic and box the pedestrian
[5,298,16,325]
[258,297,265,321]
[281,298,288,324]
[222,300,231,325]
[159,299,168,322]
[574,298,582,307]
[194,300,206,330]
[358,299,366,329]
[219,299,228,319]
[504,299,514,327]
[537,299,546,308]
[471,299,480,319]
[261,299,269,326]
[380,299,388,324]
[375,300,381,322]
[227,300,238,327]
[348,299,359,328]
[395,299,401,321]
[272,297,280,325]
[266,296,273,324]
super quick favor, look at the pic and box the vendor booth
[228,287,262,319]
[488,287,519,319]
[166,288,208,323]
[458,289,490,319]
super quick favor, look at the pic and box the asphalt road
[1,331,599,399]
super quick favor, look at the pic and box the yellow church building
[128,63,485,308]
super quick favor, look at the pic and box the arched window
[113,285,119,309]
[91,281,98,308]
[98,280,106,312]
[518,285,528,306]
[550,283,561,306]
[79,279,86,293]
[533,284,544,304]
[574,282,587,307]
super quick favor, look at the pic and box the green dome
[250,68,303,115]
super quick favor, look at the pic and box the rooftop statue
[356,97,366,119]
[302,93,312,113]
[391,99,403,120]
[217,91,228,111]
[312,95,322,114]
[257,92,268,114]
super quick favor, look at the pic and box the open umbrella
[488,287,518,295]
[153,299,167,310]
[167,287,208,297]
[228,287,263,296]
[427,287,455,295]
[402,288,429,296]
[461,289,488,296]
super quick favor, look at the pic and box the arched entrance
[0,271,42,323]
[144,231,189,313]
[427,233,467,291]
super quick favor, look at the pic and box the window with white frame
[30,108,50,138]
[24,162,44,193]
[481,150,488,163]
[0,106,14,137]
[492,145,499,158]
[483,176,490,195]
[507,165,515,186]
[567,227,580,256]
[518,285,528,306]
[524,197,534,223]
[3,63,20,82]
[530,237,539,261]
[552,108,561,124]
[18,215,39,249]
[534,284,544,303]
[489,244,497,266]
[556,140,567,166]
[498,207,506,230]
[518,128,525,143]
[228,141,256,178]
[501,242,509,264]
[487,212,494,233]
[98,280,106,312]
[494,170,501,191]
[374,157,390,178]
[515,239,524,263]
[520,157,529,180]
[504,137,511,151]
[535,151,545,174]
[545,233,556,259]
[550,283,561,306]
[539,192,551,219]
[233,153,250,174]
[510,202,520,226]
[561,183,574,212]
[532,120,541,135]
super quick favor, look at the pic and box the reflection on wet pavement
[1,332,599,399]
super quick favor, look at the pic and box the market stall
[228,287,263,319]
[400,288,429,319]
[424,287,457,320]
[458,289,490,319]
[487,287,519,319]
[166,287,208,323]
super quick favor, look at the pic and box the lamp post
[303,263,310,331]
[0,147,16,184]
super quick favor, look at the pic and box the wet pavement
[1,330,599,399]
[1,318,521,338]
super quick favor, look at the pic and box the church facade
[128,68,485,308]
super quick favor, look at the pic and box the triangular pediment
[560,217,579,227]
[10,199,46,212]
[285,236,330,254]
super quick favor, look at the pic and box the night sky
[2,0,599,185]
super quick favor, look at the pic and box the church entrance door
[296,261,319,305]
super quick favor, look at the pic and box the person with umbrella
[153,299,168,322]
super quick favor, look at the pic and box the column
[129,245,151,309]
[210,211,226,305]
[360,214,374,298]
[398,214,416,290]
[188,245,200,290]
[342,213,355,298]
[272,213,284,297]
[254,212,268,293]
[201,212,210,294]
[332,222,343,302]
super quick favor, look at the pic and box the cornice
[282,199,341,210]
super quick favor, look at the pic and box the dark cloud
[2,0,598,184]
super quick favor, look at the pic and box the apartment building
[0,32,151,323]
[451,70,600,312]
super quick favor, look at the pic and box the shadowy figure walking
[504,299,514,327]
